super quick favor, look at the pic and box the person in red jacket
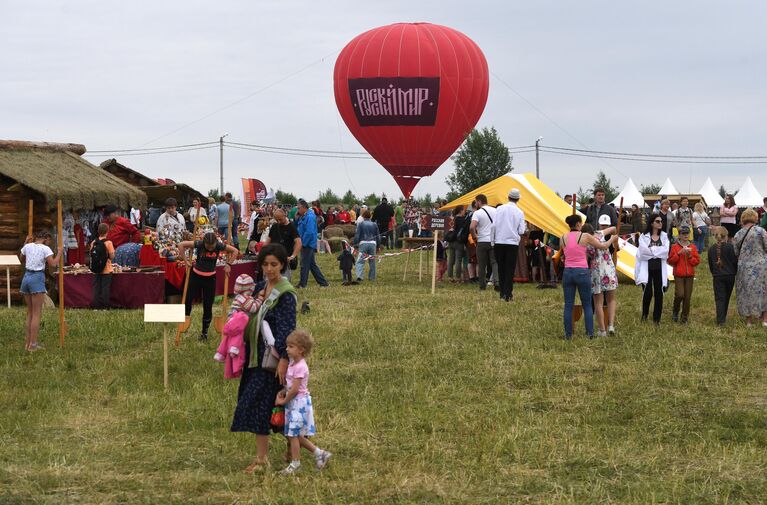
[667,225,700,323]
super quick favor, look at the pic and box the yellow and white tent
[441,172,672,281]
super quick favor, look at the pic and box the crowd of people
[14,181,767,476]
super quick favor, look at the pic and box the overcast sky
[3,0,766,203]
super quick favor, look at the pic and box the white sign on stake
[0,255,21,308]
[144,304,186,390]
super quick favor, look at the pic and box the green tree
[341,190,357,207]
[275,189,297,205]
[576,187,592,207]
[589,171,619,202]
[317,188,340,205]
[207,188,221,201]
[418,193,433,208]
[639,183,662,195]
[445,127,512,195]
[362,193,380,207]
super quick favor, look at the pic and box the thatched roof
[100,158,158,187]
[0,143,147,211]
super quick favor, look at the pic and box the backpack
[456,211,473,244]
[90,239,108,273]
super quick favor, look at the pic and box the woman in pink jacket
[720,194,739,241]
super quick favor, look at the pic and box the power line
[542,145,767,160]
[87,141,218,154]
[490,71,629,178]
[137,50,340,148]
[540,148,767,164]
[83,145,218,157]
[225,144,370,159]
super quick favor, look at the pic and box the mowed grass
[1,251,766,504]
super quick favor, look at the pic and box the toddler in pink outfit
[214,274,264,379]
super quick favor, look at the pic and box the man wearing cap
[156,197,186,236]
[494,188,526,301]
[586,187,618,229]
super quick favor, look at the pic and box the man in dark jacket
[372,197,394,248]
[586,188,617,228]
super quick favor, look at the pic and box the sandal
[243,459,270,474]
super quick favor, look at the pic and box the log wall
[0,175,54,303]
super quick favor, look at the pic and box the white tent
[734,177,764,207]
[658,178,679,196]
[697,177,724,207]
[610,178,645,208]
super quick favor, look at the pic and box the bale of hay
[326,237,347,253]
[323,226,346,239]
[340,224,357,238]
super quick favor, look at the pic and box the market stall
[63,268,165,309]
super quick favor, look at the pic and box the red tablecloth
[162,260,258,295]
[63,271,165,309]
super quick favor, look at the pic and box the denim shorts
[20,270,47,295]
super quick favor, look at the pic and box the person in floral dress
[585,215,619,336]
[732,208,767,327]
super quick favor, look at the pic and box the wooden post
[5,267,9,308]
[57,200,67,347]
[163,325,169,390]
[402,239,411,281]
[418,244,423,282]
[431,232,439,294]
[28,199,33,236]
[145,304,185,390]
[613,197,624,265]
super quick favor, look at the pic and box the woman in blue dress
[231,243,297,473]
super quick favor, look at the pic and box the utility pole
[535,136,543,180]
[219,133,229,196]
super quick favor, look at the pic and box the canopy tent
[610,178,645,208]
[440,172,582,238]
[440,172,671,280]
[734,177,764,207]
[658,178,679,196]
[697,177,724,207]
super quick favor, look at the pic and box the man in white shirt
[494,188,526,302]
[469,194,498,291]
[155,197,186,237]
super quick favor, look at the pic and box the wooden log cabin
[0,140,146,304]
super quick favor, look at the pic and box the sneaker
[597,330,607,337]
[198,333,208,342]
[280,461,301,475]
[672,312,679,322]
[608,325,615,336]
[315,450,332,470]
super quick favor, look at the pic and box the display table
[63,271,165,309]
[164,260,258,296]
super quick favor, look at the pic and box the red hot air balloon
[334,23,489,197]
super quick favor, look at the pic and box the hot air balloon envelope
[334,22,489,196]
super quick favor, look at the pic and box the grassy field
[1,251,766,504]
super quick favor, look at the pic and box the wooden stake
[5,267,10,308]
[28,199,33,237]
[57,200,67,347]
[613,197,624,265]
[418,245,423,282]
[163,325,169,390]
[402,240,411,281]
[431,232,438,294]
